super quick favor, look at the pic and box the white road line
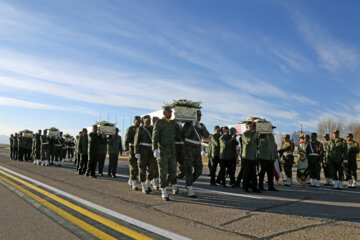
[0,165,190,240]
[177,184,263,199]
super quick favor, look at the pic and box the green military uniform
[306,136,323,187]
[346,134,359,188]
[218,132,238,186]
[326,132,348,189]
[97,135,108,175]
[78,132,88,175]
[108,134,123,177]
[134,124,157,192]
[67,139,75,160]
[40,133,50,163]
[9,135,14,159]
[175,123,185,179]
[18,135,27,161]
[183,120,209,187]
[13,134,18,160]
[125,124,140,182]
[87,131,100,177]
[33,133,41,160]
[75,135,80,169]
[152,117,177,190]
[258,134,277,190]
[241,130,258,192]
[25,137,32,161]
[48,136,56,164]
[322,135,332,185]
[280,138,295,185]
[210,129,221,185]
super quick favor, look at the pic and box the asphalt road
[1,149,360,240]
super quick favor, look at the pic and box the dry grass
[0,145,10,150]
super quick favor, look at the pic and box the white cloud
[292,12,359,72]
[0,96,97,116]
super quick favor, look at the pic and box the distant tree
[317,116,345,138]
[347,121,360,141]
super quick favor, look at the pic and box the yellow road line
[0,175,117,240]
[0,170,152,240]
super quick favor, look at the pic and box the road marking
[0,169,153,240]
[62,163,360,196]
[0,174,118,240]
[177,184,264,199]
[0,165,190,240]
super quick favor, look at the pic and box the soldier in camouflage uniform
[323,134,333,186]
[183,110,210,197]
[326,130,348,190]
[345,133,359,188]
[134,115,157,194]
[108,128,123,178]
[40,130,50,166]
[306,133,323,188]
[125,116,141,190]
[152,106,177,201]
[279,134,295,186]
[258,133,278,191]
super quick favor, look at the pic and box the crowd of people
[9,130,75,164]
[7,106,360,201]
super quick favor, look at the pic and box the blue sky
[0,0,360,137]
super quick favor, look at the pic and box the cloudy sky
[0,0,359,137]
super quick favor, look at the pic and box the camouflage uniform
[183,121,209,187]
[152,118,177,189]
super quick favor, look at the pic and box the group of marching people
[208,127,359,192]
[124,107,209,200]
[9,130,75,165]
[8,110,359,200]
